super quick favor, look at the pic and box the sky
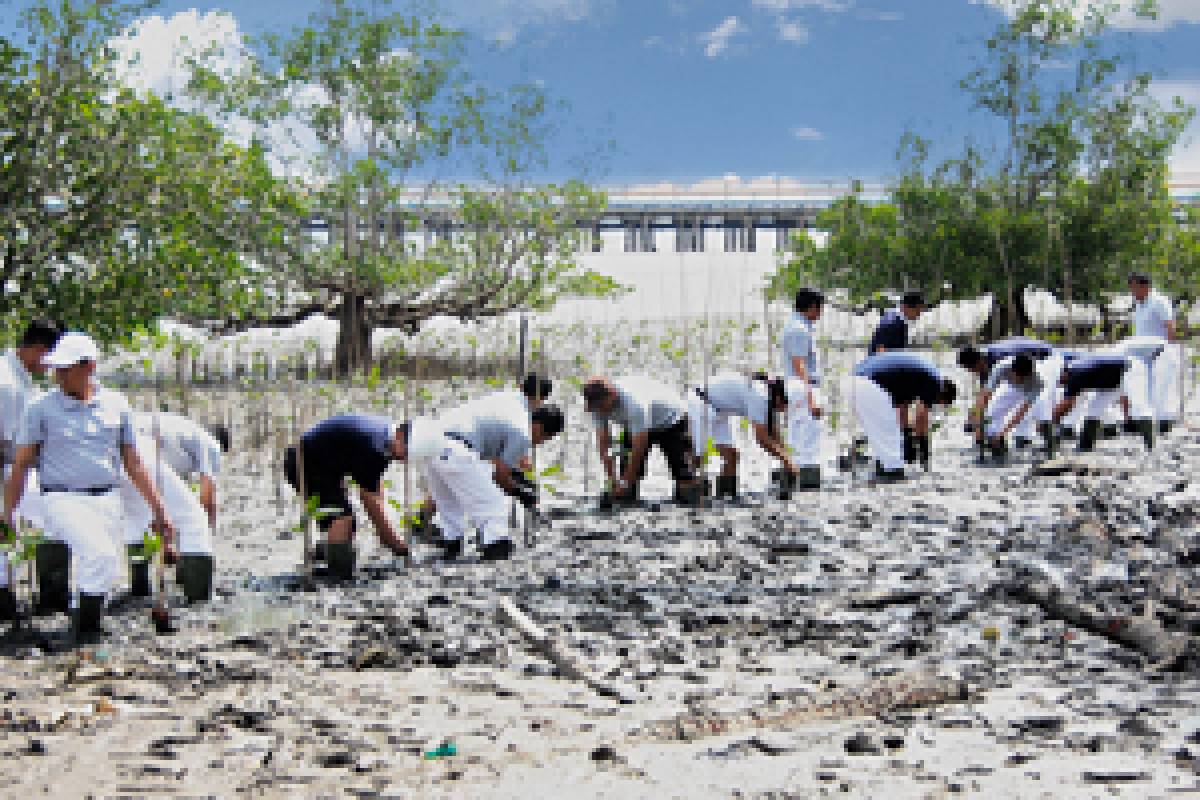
[3,0,1199,186]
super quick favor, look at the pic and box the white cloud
[701,16,747,57]
[753,0,854,11]
[1150,80,1200,176]
[777,18,811,43]
[791,126,825,141]
[440,0,599,44]
[978,0,1200,31]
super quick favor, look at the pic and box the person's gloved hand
[512,481,538,509]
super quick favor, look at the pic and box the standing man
[851,351,957,481]
[283,414,411,579]
[121,412,228,604]
[687,372,798,500]
[868,291,927,463]
[3,333,176,642]
[1128,272,1179,433]
[868,291,926,354]
[431,395,565,561]
[1050,352,1154,451]
[0,319,63,621]
[781,288,824,489]
[583,376,703,506]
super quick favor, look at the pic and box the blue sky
[4,0,1199,184]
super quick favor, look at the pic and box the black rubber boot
[915,435,931,470]
[902,427,916,464]
[1102,423,1119,439]
[796,466,820,490]
[715,474,738,500]
[988,437,1008,465]
[1135,418,1155,450]
[73,593,105,645]
[674,482,704,506]
[0,587,16,622]
[438,537,463,562]
[177,554,214,605]
[35,541,70,614]
[310,540,328,563]
[1038,422,1058,459]
[481,539,515,562]
[1158,420,1174,435]
[127,544,151,598]
[1060,425,1077,440]
[1013,436,1033,449]
[1078,419,1101,453]
[325,542,356,580]
[874,462,906,483]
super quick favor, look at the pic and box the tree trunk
[335,293,372,375]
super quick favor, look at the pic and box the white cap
[43,332,100,368]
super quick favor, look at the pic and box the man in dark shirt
[851,352,957,481]
[284,414,410,578]
[1050,353,1153,451]
[868,291,926,355]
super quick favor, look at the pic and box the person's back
[442,392,530,468]
[701,372,769,424]
[301,414,394,492]
[608,376,686,433]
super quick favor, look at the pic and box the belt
[42,486,117,495]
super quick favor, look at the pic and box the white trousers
[1150,344,1181,422]
[1,469,50,589]
[786,378,822,467]
[423,440,510,546]
[40,490,123,598]
[119,461,212,555]
[852,376,903,471]
[687,392,737,454]
[985,385,1037,438]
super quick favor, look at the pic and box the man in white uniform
[584,376,703,506]
[1051,353,1154,451]
[432,394,564,561]
[1128,272,1179,433]
[851,352,957,481]
[688,372,797,500]
[120,412,227,603]
[0,319,63,621]
[4,333,176,643]
[780,288,824,489]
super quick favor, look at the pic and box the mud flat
[3,385,1200,799]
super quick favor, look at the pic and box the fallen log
[633,671,976,743]
[497,596,636,704]
[1003,580,1196,670]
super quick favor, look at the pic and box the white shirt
[590,376,686,434]
[132,412,222,479]
[0,350,39,463]
[700,373,771,425]
[1133,291,1173,339]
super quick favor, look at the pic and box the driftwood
[634,671,976,743]
[497,596,635,704]
[1004,579,1195,670]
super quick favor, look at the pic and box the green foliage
[0,0,301,345]
[1,522,42,564]
[187,0,619,372]
[769,0,1197,331]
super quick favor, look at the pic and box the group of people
[1,321,227,642]
[0,272,1184,643]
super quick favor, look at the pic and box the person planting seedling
[850,351,957,482]
[868,291,928,462]
[3,332,176,644]
[428,390,565,562]
[687,371,799,501]
[958,341,1060,462]
[284,414,413,579]
[120,412,229,604]
[582,376,704,508]
[1050,353,1154,453]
